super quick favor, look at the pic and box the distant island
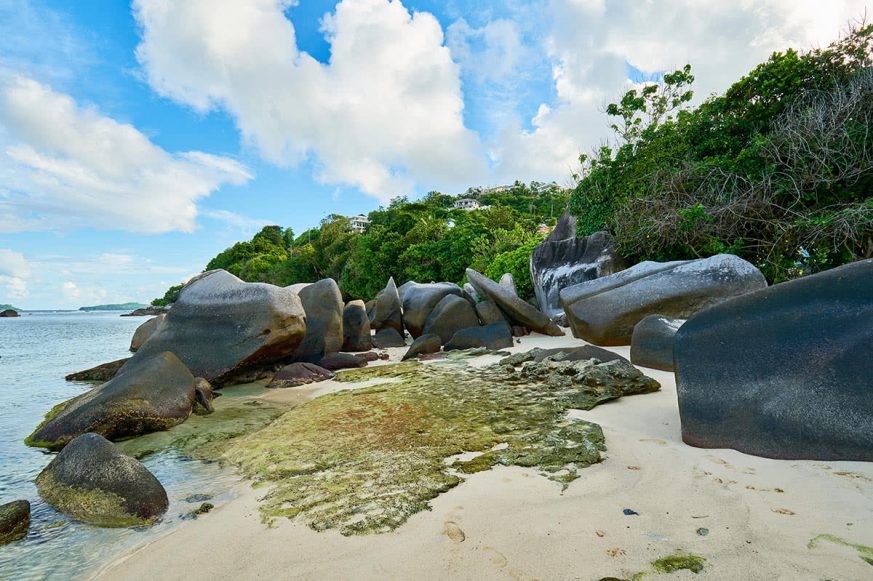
[78,303,148,312]
[0,304,21,312]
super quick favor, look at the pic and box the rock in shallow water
[130,270,306,384]
[676,259,873,461]
[0,500,30,545]
[36,433,168,527]
[29,351,196,450]
[65,358,129,382]
[562,255,766,345]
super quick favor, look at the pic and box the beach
[93,332,873,580]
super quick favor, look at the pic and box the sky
[0,0,869,309]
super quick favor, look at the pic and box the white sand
[93,332,873,580]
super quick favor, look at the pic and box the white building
[453,198,481,211]
[349,214,370,233]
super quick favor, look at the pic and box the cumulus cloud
[0,76,252,233]
[0,248,32,299]
[490,0,871,183]
[133,0,487,201]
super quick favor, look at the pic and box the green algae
[116,383,286,460]
[35,472,149,528]
[651,553,706,574]
[24,399,73,448]
[222,356,658,535]
[808,534,873,567]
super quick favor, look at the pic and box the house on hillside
[349,214,370,233]
[453,198,481,211]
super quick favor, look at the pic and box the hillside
[79,303,149,312]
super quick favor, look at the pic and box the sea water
[0,312,241,580]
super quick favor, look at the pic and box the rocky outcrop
[675,259,873,461]
[402,334,442,361]
[121,306,167,317]
[318,352,368,371]
[501,345,629,366]
[130,270,306,384]
[422,294,480,344]
[269,362,336,387]
[463,283,479,302]
[0,500,29,545]
[342,300,372,352]
[373,328,406,349]
[368,277,403,334]
[530,211,622,319]
[193,378,215,415]
[630,315,685,371]
[292,279,344,363]
[28,352,196,450]
[562,255,767,345]
[445,322,514,351]
[65,358,129,382]
[466,269,563,336]
[129,314,165,352]
[36,433,168,527]
[474,300,507,326]
[401,283,464,338]
[0,309,19,318]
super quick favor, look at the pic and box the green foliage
[483,238,544,300]
[571,23,873,281]
[151,284,183,307]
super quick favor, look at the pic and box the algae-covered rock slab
[36,433,168,527]
[223,356,659,535]
[0,500,30,545]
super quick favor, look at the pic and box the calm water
[0,312,241,580]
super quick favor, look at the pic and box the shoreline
[92,333,873,580]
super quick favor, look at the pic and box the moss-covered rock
[222,355,658,535]
[0,500,30,545]
[64,358,129,382]
[36,433,168,528]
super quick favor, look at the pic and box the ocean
[0,311,240,580]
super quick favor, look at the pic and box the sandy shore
[93,333,873,580]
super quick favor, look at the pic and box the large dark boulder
[36,433,168,527]
[475,300,508,326]
[291,279,344,363]
[562,255,766,345]
[369,277,403,334]
[28,351,196,450]
[402,334,442,361]
[318,352,368,371]
[342,300,372,352]
[372,327,406,349]
[630,315,685,372]
[445,322,514,351]
[422,294,480,344]
[269,362,336,387]
[530,211,622,319]
[131,270,306,384]
[676,259,873,461]
[129,314,164,352]
[397,280,418,304]
[401,282,464,338]
[0,500,29,545]
[65,358,129,382]
[466,269,563,337]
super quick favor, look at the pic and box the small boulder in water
[0,500,30,545]
[65,358,129,382]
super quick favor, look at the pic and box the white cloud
[489,0,871,183]
[0,76,253,233]
[202,209,273,231]
[0,247,31,299]
[133,0,487,201]
[61,280,107,304]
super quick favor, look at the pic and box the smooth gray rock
[445,322,514,351]
[369,277,403,334]
[65,358,129,382]
[0,500,29,545]
[559,260,689,309]
[676,259,873,461]
[530,211,622,319]
[402,334,442,361]
[498,273,518,297]
[36,433,168,527]
[28,351,196,450]
[372,327,406,348]
[131,270,306,384]
[422,294,480,344]
[292,278,344,363]
[466,269,563,337]
[475,300,508,326]
[318,352,368,371]
[630,315,685,371]
[463,283,479,302]
[562,255,766,345]
[269,362,336,387]
[129,314,165,352]
[397,280,418,304]
[401,282,464,338]
[342,300,372,352]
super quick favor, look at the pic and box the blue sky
[0,0,867,308]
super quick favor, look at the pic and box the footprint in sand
[444,521,466,543]
[771,507,796,516]
[639,438,667,445]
